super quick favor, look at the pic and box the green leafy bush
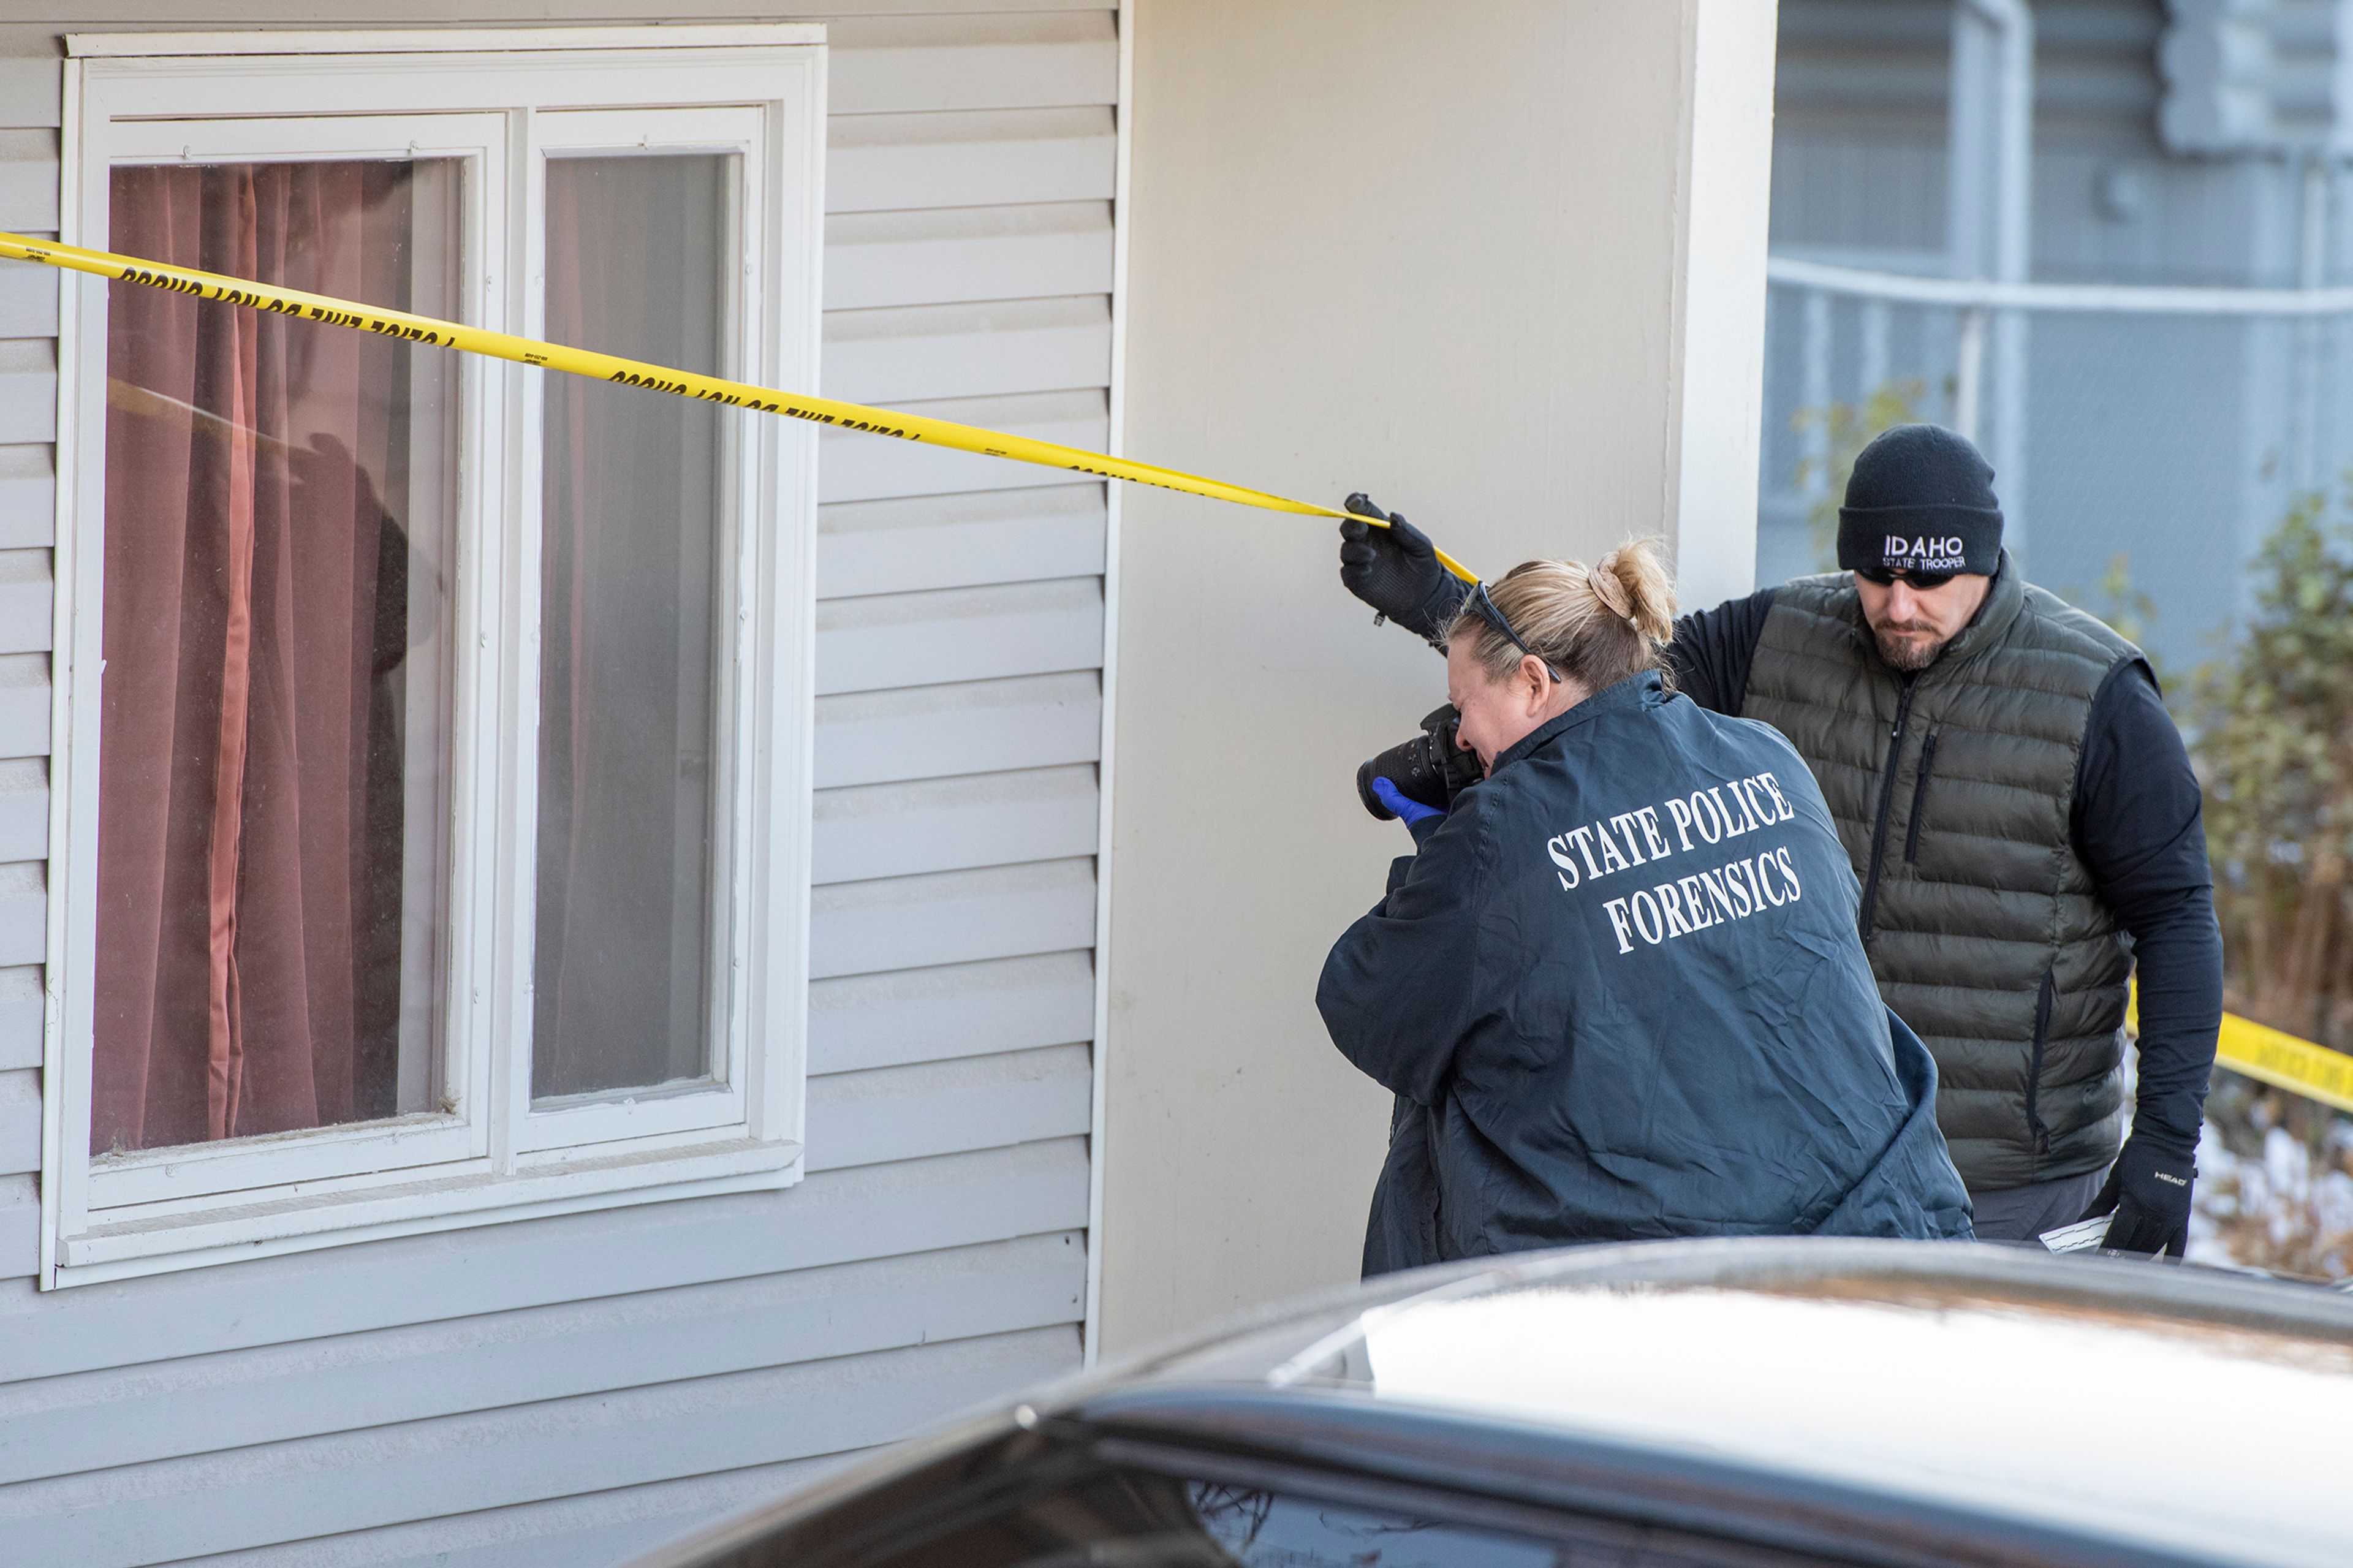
[2169,493,2353,1276]
[2187,491,2353,1049]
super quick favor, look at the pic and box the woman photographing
[1319,542,1972,1275]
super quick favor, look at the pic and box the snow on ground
[2114,1042,2353,1281]
[2188,1113,2353,1281]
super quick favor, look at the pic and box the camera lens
[1357,735,1439,819]
[1357,705,1480,819]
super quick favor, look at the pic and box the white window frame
[40,27,825,1289]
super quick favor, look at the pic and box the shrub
[2186,491,2353,1050]
[2165,490,2353,1278]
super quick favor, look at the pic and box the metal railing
[1763,252,2353,565]
[1770,255,2353,316]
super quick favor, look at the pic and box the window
[42,30,825,1286]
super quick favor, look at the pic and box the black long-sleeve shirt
[1667,589,2222,1156]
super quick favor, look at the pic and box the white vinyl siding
[0,5,1116,1563]
[0,86,52,1316]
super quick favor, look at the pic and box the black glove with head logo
[1338,493,1469,647]
[2082,1132,2196,1257]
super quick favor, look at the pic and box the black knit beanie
[1836,424,2004,576]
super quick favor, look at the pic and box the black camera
[1357,704,1483,820]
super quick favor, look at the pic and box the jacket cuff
[2126,1108,2202,1161]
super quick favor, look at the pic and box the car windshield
[1260,1276,2353,1567]
[716,1444,1836,1568]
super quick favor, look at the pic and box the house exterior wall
[0,5,1120,1564]
[1099,0,1777,1356]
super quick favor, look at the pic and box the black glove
[1338,493,1468,646]
[2081,1133,2196,1257]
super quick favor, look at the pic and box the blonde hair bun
[1593,541,1677,644]
[1449,538,1678,692]
[1586,564,1635,622]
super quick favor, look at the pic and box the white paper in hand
[2040,1214,2112,1253]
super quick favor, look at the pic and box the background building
[1762,0,2353,675]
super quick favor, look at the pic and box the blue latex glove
[1371,776,1447,828]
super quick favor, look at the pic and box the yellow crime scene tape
[2216,1013,2353,1115]
[0,230,1477,583]
[10,230,2353,1116]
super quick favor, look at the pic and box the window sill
[50,1137,802,1287]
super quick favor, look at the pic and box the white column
[1666,0,1781,611]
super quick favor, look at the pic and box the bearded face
[1873,616,1947,672]
[1855,573,1994,673]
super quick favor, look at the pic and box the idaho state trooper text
[1543,772,1804,955]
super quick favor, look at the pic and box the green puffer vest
[1739,555,2139,1190]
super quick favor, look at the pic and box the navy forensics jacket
[1318,672,1973,1276]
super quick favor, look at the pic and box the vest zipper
[2026,968,2055,1156]
[1903,728,1939,865]
[1855,679,1918,944]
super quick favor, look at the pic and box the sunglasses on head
[1854,565,1960,591]
[1460,581,1564,683]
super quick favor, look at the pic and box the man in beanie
[1335,424,2221,1253]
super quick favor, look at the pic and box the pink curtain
[94,163,411,1153]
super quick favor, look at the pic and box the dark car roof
[636,1239,2353,1568]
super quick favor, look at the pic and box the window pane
[94,159,458,1154]
[533,153,733,1102]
